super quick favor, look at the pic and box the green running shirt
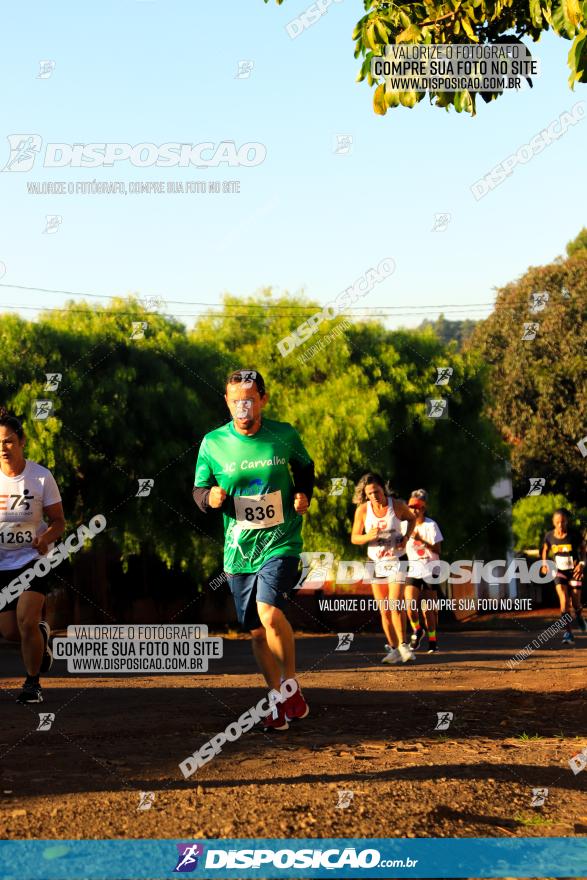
[194,418,313,574]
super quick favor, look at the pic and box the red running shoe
[261,701,289,732]
[283,681,310,721]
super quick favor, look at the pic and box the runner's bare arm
[414,534,442,555]
[540,539,550,574]
[573,532,586,578]
[412,525,442,555]
[32,502,66,555]
[394,499,416,552]
[351,504,378,545]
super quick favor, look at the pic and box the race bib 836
[234,491,284,530]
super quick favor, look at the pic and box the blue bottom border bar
[0,838,586,879]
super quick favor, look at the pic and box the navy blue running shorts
[225,555,301,631]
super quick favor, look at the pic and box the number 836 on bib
[233,491,284,530]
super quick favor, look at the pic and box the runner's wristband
[290,459,315,504]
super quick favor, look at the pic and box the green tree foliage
[0,300,217,585]
[265,0,587,116]
[469,244,587,504]
[345,321,510,557]
[1,292,510,603]
[512,492,584,550]
[416,314,478,348]
[566,226,587,256]
[192,297,510,559]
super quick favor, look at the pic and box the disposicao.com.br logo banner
[1,136,266,171]
[1,837,586,878]
[199,844,386,872]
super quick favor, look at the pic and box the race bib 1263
[0,521,35,549]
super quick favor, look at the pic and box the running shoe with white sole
[427,641,438,654]
[382,647,402,665]
[410,627,425,650]
[398,643,416,662]
[283,682,310,721]
[562,631,575,646]
[261,702,289,732]
[16,677,43,704]
[39,621,53,674]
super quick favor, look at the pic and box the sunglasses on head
[229,370,257,385]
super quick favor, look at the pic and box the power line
[1,283,573,320]
[0,281,500,312]
[0,302,499,319]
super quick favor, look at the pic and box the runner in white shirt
[351,473,416,664]
[401,489,444,653]
[0,409,65,703]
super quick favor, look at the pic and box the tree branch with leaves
[265,0,587,115]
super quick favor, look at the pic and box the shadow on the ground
[0,683,585,797]
[0,633,585,798]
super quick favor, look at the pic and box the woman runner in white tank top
[351,473,416,664]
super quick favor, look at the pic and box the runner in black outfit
[541,508,586,646]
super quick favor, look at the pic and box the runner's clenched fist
[294,493,309,515]
[208,486,227,508]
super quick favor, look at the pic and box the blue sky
[0,0,585,330]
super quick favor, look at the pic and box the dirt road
[1,628,586,841]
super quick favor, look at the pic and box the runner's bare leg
[372,582,396,646]
[404,583,421,632]
[0,610,20,642]
[250,626,281,690]
[16,592,45,676]
[257,602,296,682]
[389,581,406,646]
[422,588,438,633]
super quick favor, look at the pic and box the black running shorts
[0,563,52,614]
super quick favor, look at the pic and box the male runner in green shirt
[193,369,314,731]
